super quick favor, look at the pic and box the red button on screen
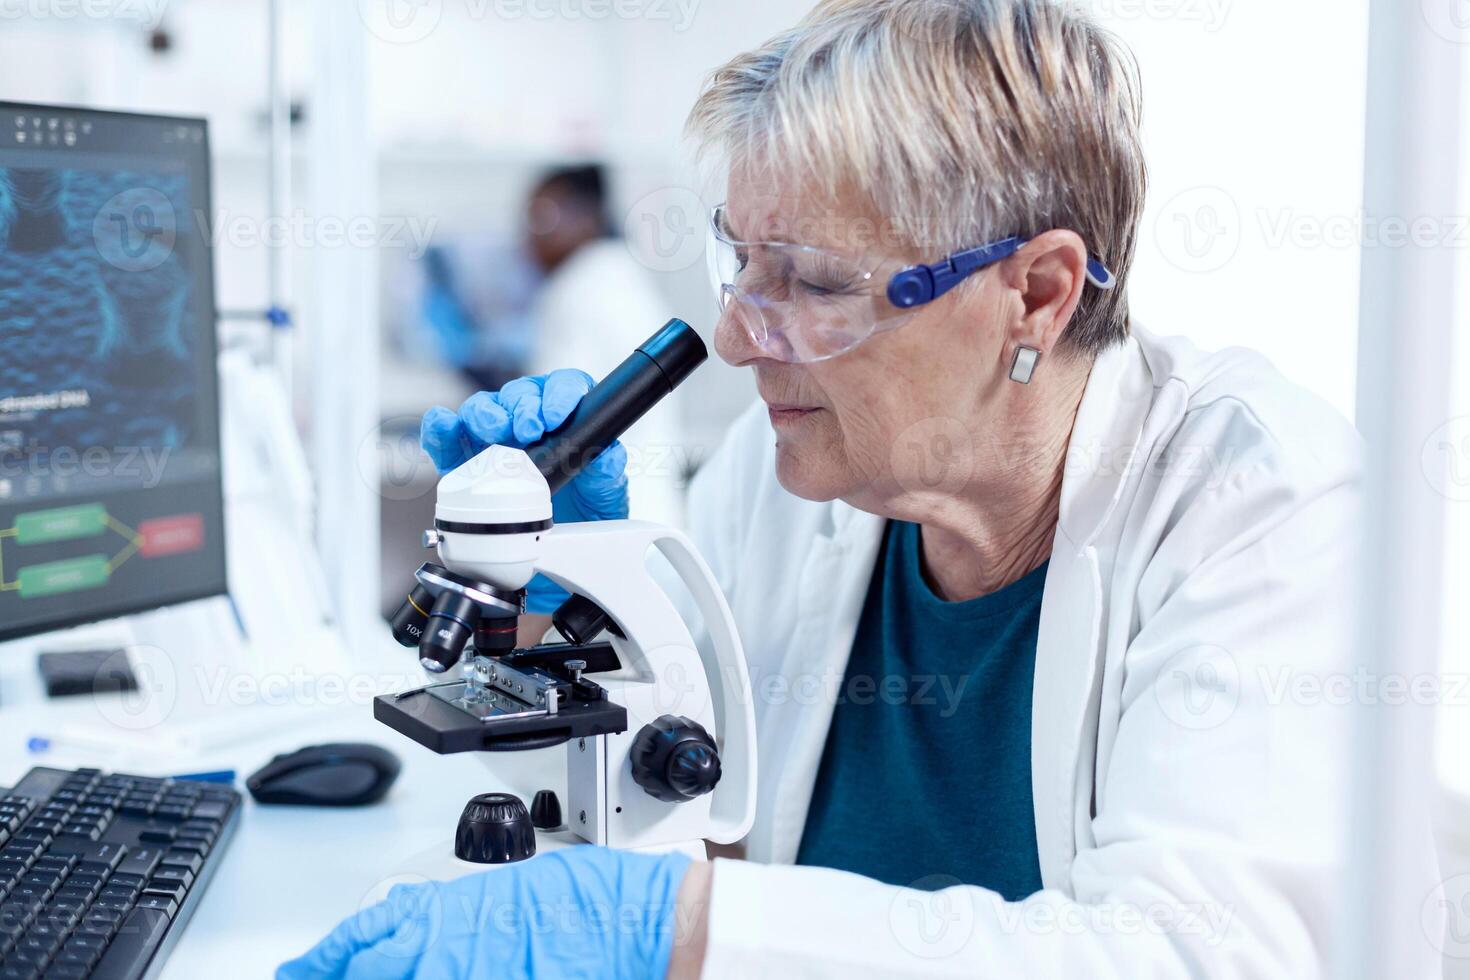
[139,513,206,558]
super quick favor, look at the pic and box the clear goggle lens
[708,208,912,363]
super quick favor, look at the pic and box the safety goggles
[708,203,1115,363]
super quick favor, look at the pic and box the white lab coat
[530,238,685,526]
[686,328,1442,978]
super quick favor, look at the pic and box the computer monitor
[0,102,228,643]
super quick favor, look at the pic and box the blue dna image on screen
[0,166,199,456]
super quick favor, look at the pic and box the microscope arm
[534,520,758,845]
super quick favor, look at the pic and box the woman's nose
[714,300,763,366]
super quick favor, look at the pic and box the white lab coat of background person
[528,237,686,527]
[681,327,1445,977]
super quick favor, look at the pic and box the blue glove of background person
[421,370,629,614]
[276,847,692,980]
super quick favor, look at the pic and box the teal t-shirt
[795,520,1046,899]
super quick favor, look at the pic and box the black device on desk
[246,743,401,807]
[0,766,241,979]
[0,101,238,977]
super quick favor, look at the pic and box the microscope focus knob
[630,715,722,803]
[454,792,536,864]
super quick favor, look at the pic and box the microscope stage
[374,678,628,754]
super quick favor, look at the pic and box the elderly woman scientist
[282,0,1442,977]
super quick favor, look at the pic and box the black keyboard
[0,767,240,980]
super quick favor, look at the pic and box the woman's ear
[999,229,1089,357]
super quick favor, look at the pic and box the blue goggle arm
[887,236,1116,309]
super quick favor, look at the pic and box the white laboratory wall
[1110,0,1370,418]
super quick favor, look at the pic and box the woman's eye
[793,257,859,295]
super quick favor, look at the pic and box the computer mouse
[246,742,402,807]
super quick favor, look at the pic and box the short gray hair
[687,0,1147,355]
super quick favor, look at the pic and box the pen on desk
[27,739,235,783]
[169,769,236,784]
[26,733,124,757]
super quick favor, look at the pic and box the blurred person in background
[524,164,684,524]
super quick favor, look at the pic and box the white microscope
[376,320,755,869]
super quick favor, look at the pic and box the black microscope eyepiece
[525,318,707,495]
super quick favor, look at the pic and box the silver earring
[1009,346,1040,384]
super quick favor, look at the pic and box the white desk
[0,635,569,976]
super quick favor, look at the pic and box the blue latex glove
[276,847,692,980]
[421,370,629,614]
